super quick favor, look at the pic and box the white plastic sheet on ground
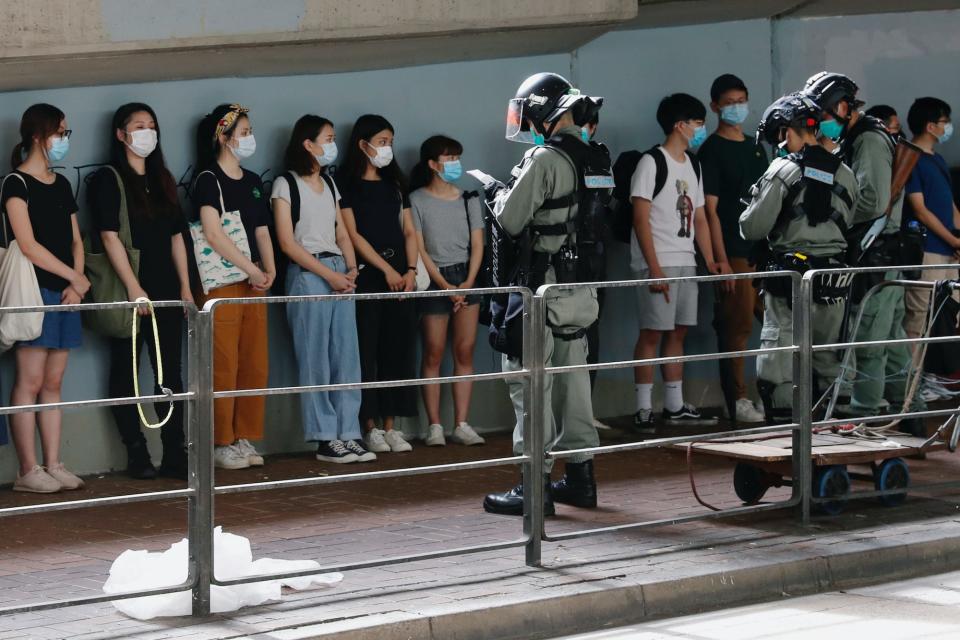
[102,527,343,619]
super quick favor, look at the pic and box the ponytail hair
[191,103,247,187]
[408,135,463,192]
[11,103,65,169]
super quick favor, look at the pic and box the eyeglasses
[59,130,73,140]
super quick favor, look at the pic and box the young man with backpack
[697,73,769,424]
[630,93,721,433]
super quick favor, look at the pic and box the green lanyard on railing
[132,297,175,429]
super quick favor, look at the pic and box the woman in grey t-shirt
[409,136,485,447]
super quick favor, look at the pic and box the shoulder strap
[539,136,581,212]
[284,171,301,227]
[196,170,226,218]
[648,147,669,200]
[684,150,702,183]
[0,172,29,248]
[103,165,134,252]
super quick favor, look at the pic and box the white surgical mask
[366,142,393,168]
[230,134,256,160]
[315,141,338,166]
[126,128,158,158]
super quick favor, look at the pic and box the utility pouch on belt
[763,252,851,306]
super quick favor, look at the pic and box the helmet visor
[505,98,534,143]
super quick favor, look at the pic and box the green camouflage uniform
[493,125,599,471]
[740,151,860,412]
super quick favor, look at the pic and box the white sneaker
[46,463,85,490]
[451,422,485,446]
[214,445,250,470]
[384,429,413,452]
[364,428,391,453]
[13,466,61,493]
[235,439,264,466]
[425,424,446,446]
[734,398,766,423]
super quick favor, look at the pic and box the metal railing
[0,264,958,616]
[533,271,807,542]
[801,264,960,511]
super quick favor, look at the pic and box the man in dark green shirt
[697,73,769,423]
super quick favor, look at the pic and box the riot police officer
[740,93,860,422]
[482,72,607,516]
[803,71,913,417]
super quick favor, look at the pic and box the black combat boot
[551,460,597,508]
[125,439,157,480]
[483,475,555,517]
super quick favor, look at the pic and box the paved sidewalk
[554,570,960,639]
[0,416,958,640]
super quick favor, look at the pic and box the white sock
[635,383,653,412]
[664,381,683,413]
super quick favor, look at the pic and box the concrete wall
[0,8,958,478]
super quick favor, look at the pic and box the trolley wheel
[814,465,851,515]
[733,463,772,504]
[874,457,910,507]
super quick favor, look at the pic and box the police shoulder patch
[584,175,615,189]
[803,166,834,185]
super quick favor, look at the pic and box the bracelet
[407,266,417,272]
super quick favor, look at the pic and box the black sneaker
[633,409,656,434]
[316,440,359,463]
[343,439,377,462]
[663,403,719,426]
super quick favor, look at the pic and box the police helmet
[802,71,863,114]
[506,72,602,143]
[757,92,822,146]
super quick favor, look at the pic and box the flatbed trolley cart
[679,433,947,515]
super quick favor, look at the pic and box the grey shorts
[633,265,698,331]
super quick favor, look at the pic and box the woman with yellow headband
[190,103,275,471]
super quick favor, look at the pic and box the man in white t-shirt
[630,93,721,433]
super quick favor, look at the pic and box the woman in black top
[340,114,418,454]
[89,103,193,480]
[2,104,89,493]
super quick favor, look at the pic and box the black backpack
[270,170,336,295]
[610,146,701,243]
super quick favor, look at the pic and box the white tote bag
[0,173,44,352]
[189,171,252,294]
[398,201,430,292]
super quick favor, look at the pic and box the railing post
[793,273,814,525]
[189,307,215,616]
[524,289,545,567]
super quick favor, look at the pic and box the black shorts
[418,262,480,315]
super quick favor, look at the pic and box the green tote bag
[84,166,141,338]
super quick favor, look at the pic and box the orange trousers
[199,282,268,446]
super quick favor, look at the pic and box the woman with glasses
[191,104,275,471]
[88,103,193,480]
[2,104,88,493]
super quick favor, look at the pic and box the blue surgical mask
[777,142,789,158]
[937,122,954,144]
[314,141,338,167]
[580,127,591,143]
[689,125,707,149]
[720,103,749,125]
[819,118,844,141]
[438,160,462,183]
[532,132,545,146]
[47,136,69,162]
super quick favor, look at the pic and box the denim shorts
[418,262,480,315]
[22,287,82,350]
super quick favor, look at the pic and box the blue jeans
[286,257,362,442]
